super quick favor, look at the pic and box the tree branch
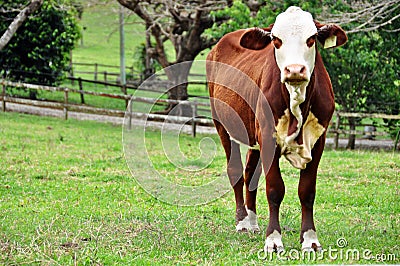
[115,0,141,12]
[321,0,400,34]
[0,0,44,51]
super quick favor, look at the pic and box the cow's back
[206,29,276,146]
[207,30,273,83]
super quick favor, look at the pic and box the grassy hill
[71,2,208,75]
[70,2,208,96]
[72,2,145,67]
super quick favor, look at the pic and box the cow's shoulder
[214,29,247,49]
[207,29,248,62]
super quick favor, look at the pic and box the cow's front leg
[298,136,325,251]
[264,151,285,253]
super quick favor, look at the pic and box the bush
[0,0,81,86]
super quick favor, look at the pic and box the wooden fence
[69,62,208,91]
[330,111,400,150]
[1,79,399,148]
[0,79,212,137]
[69,62,139,83]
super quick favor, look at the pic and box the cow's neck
[275,73,324,169]
[284,82,307,144]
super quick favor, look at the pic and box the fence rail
[1,79,212,137]
[69,62,208,89]
[1,79,399,148]
[329,111,400,150]
[69,62,139,83]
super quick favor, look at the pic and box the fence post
[334,112,340,149]
[128,97,132,130]
[1,81,6,112]
[78,78,85,104]
[191,101,197,137]
[94,63,98,81]
[64,88,69,120]
[394,130,400,152]
[69,52,74,85]
[122,84,128,108]
[104,71,108,87]
[128,66,134,79]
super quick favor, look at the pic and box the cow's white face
[271,6,318,85]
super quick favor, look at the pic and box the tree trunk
[346,117,356,149]
[164,61,193,116]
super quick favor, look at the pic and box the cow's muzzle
[283,64,308,84]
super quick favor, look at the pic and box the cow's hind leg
[227,141,248,231]
[264,151,285,252]
[298,136,325,251]
[213,121,248,231]
[237,149,262,233]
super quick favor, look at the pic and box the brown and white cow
[206,6,347,252]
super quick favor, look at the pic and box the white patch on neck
[264,230,284,253]
[285,83,307,144]
[302,229,322,251]
[236,207,260,233]
[275,111,325,169]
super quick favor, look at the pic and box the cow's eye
[271,36,282,49]
[306,35,317,47]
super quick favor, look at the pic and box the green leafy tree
[0,0,81,91]
[322,1,400,147]
[322,32,399,147]
[205,0,330,37]
[0,0,43,50]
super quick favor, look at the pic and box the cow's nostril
[300,66,306,75]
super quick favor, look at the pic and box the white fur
[230,136,260,150]
[284,84,307,145]
[302,229,322,251]
[275,110,325,169]
[271,6,317,83]
[236,207,260,233]
[264,230,284,253]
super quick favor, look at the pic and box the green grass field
[0,112,399,264]
[73,2,145,67]
[1,3,399,264]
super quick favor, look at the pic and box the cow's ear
[240,27,272,50]
[315,21,348,49]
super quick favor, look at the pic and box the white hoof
[236,208,260,233]
[301,229,322,251]
[264,230,284,253]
